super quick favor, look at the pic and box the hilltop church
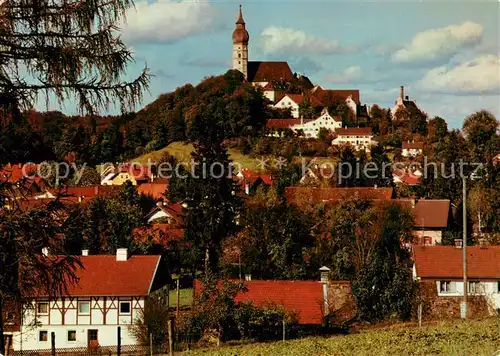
[232,5,295,102]
[231,6,367,118]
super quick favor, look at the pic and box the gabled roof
[266,119,314,130]
[311,87,360,105]
[247,61,295,83]
[413,246,500,279]
[335,127,372,136]
[285,187,393,204]
[194,280,324,324]
[395,199,450,228]
[138,181,169,200]
[402,141,424,150]
[58,255,161,296]
[393,170,421,185]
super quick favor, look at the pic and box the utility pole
[461,176,468,319]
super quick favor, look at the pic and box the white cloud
[418,54,500,95]
[325,66,361,83]
[121,0,216,44]
[392,21,483,64]
[260,27,353,55]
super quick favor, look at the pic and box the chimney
[116,248,128,261]
[478,238,488,249]
[454,239,463,249]
[400,86,404,100]
[245,273,252,281]
[319,266,331,283]
[82,249,89,256]
[42,247,49,256]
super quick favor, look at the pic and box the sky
[52,0,500,129]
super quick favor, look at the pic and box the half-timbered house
[9,249,169,351]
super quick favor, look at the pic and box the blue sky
[56,0,500,129]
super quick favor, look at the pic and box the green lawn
[132,141,339,172]
[183,318,500,356]
[169,288,193,308]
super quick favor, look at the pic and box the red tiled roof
[285,187,393,204]
[247,61,295,83]
[395,199,450,228]
[0,163,40,183]
[413,246,500,279]
[402,141,424,150]
[195,280,324,324]
[138,182,169,200]
[335,127,372,136]
[311,87,360,105]
[58,185,118,199]
[63,255,161,296]
[393,170,421,185]
[266,119,314,130]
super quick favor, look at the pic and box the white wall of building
[298,111,342,138]
[332,134,373,151]
[402,148,423,157]
[12,297,145,350]
[413,230,442,245]
[273,95,300,118]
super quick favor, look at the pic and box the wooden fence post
[282,319,286,342]
[167,319,174,356]
[51,332,55,356]
[117,326,121,356]
[149,333,153,356]
[418,303,423,327]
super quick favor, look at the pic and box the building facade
[7,250,169,351]
[331,127,373,151]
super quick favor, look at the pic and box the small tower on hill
[232,5,249,80]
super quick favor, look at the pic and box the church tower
[232,5,249,80]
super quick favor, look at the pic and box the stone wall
[419,280,491,319]
[326,281,356,324]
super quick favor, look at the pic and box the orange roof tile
[247,61,295,83]
[402,141,424,150]
[47,255,162,296]
[138,182,169,200]
[285,187,393,204]
[195,280,325,324]
[414,245,500,279]
[335,127,372,136]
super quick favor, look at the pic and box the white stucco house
[402,141,424,157]
[399,199,450,245]
[413,244,500,315]
[8,249,169,351]
[266,110,342,139]
[331,127,374,151]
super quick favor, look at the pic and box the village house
[402,141,424,157]
[272,94,324,118]
[285,187,394,205]
[331,127,374,151]
[137,179,169,200]
[309,86,360,117]
[101,164,152,186]
[392,86,425,119]
[6,249,169,351]
[145,201,185,224]
[236,169,273,195]
[402,199,450,245]
[413,243,500,317]
[393,168,422,186]
[0,163,47,197]
[266,109,342,138]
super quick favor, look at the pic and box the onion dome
[232,5,249,44]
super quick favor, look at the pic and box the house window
[439,280,454,293]
[68,330,77,342]
[468,281,482,295]
[39,331,48,342]
[5,312,15,325]
[119,301,131,314]
[238,53,241,58]
[78,301,90,315]
[37,302,49,315]
[423,236,432,245]
[497,282,500,293]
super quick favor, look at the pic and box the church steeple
[232,5,249,79]
[236,5,245,25]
